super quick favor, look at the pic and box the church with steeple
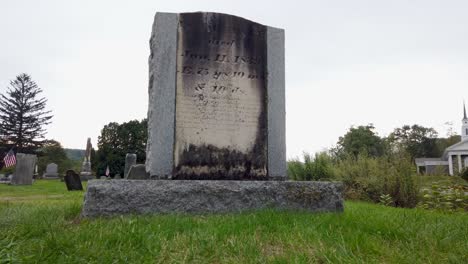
[461,102,468,141]
[416,103,468,175]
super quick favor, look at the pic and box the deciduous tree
[96,119,147,176]
[335,124,385,158]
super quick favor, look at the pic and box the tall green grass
[288,152,419,207]
[1,180,467,263]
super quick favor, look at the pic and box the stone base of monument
[80,173,95,181]
[81,180,343,217]
[43,174,59,179]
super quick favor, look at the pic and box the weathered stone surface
[80,174,94,181]
[80,138,93,177]
[126,164,149,180]
[146,12,178,179]
[80,161,92,176]
[124,154,137,178]
[266,27,286,180]
[173,13,268,180]
[146,12,286,180]
[43,163,59,179]
[11,153,37,185]
[82,180,343,217]
[64,170,83,191]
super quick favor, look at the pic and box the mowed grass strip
[0,180,467,263]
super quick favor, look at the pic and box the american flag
[3,150,16,168]
[105,166,110,176]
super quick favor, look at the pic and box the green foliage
[96,119,147,176]
[0,165,15,175]
[388,124,440,160]
[461,168,468,182]
[287,152,334,181]
[64,148,85,161]
[0,181,467,263]
[36,139,73,175]
[418,184,468,211]
[335,124,385,158]
[436,135,461,155]
[333,152,419,208]
[379,194,393,206]
[0,73,53,153]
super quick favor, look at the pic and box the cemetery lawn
[1,181,467,264]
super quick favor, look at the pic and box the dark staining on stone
[148,74,154,93]
[174,144,267,180]
[175,12,268,180]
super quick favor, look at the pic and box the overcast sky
[1,0,467,158]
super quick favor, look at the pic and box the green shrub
[333,152,418,208]
[288,151,419,207]
[379,194,393,206]
[418,184,468,211]
[461,168,468,182]
[287,152,335,181]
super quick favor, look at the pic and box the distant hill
[65,149,85,161]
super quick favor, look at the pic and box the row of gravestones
[3,152,146,189]
[63,153,148,191]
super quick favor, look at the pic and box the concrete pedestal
[82,180,344,217]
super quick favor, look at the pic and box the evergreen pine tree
[0,73,53,153]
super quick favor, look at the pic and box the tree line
[331,124,459,161]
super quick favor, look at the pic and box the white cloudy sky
[1,0,467,158]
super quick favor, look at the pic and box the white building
[416,103,468,175]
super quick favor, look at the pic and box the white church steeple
[462,101,468,141]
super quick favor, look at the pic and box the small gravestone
[33,165,40,179]
[124,154,137,178]
[11,153,37,185]
[126,164,149,180]
[43,163,59,179]
[64,170,83,191]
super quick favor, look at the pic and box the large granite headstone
[64,170,83,191]
[124,153,137,178]
[83,12,343,217]
[11,153,37,185]
[43,163,59,179]
[146,12,285,180]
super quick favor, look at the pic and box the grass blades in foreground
[0,180,467,263]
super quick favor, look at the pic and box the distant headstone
[33,164,39,179]
[80,138,94,180]
[0,174,10,184]
[43,163,59,179]
[64,170,83,191]
[11,153,37,185]
[124,154,137,178]
[126,164,149,180]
